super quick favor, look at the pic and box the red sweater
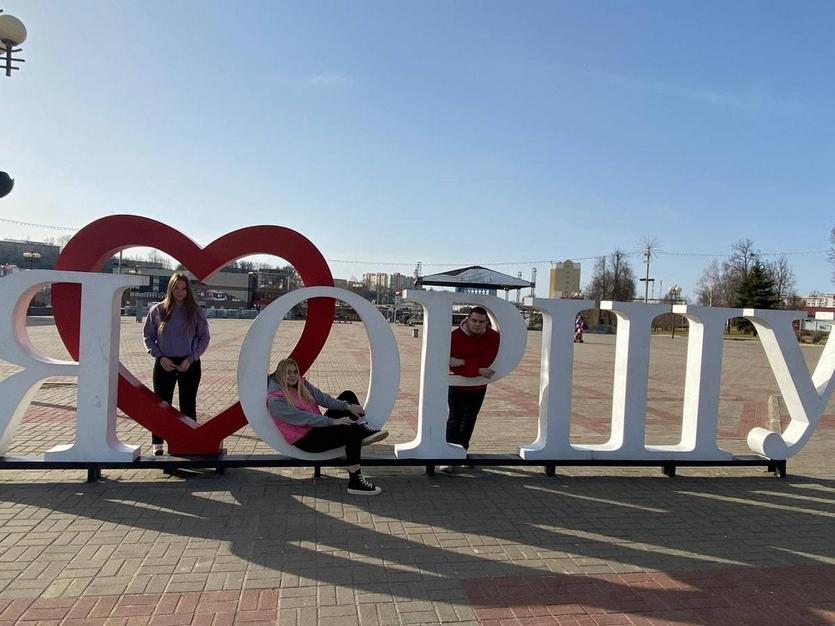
[449,321,500,392]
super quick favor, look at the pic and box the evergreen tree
[732,260,780,333]
[735,261,780,309]
[695,241,796,308]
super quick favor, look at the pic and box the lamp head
[0,171,14,199]
[0,13,26,49]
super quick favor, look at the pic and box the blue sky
[3,0,834,299]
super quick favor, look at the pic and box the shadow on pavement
[2,469,835,623]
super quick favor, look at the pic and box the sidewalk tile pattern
[1,319,834,624]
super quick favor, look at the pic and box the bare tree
[765,256,797,307]
[147,249,171,269]
[697,240,798,310]
[584,249,637,302]
[695,259,724,306]
[614,250,637,301]
[719,239,764,307]
[724,239,758,282]
[584,256,612,303]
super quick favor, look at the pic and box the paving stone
[1,321,834,624]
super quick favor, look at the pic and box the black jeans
[152,356,201,445]
[446,386,487,451]
[324,390,360,419]
[295,390,364,464]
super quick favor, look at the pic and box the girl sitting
[266,358,387,495]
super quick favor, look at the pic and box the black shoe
[357,423,389,446]
[347,472,382,496]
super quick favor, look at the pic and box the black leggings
[152,356,201,445]
[294,390,365,465]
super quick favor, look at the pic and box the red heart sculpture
[52,215,334,454]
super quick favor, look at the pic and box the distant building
[0,239,60,270]
[248,269,299,308]
[803,294,835,309]
[389,272,415,294]
[801,294,835,333]
[114,262,255,310]
[549,260,581,298]
[363,272,388,288]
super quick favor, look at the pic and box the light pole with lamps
[1,10,26,204]
[669,284,682,338]
[22,250,41,269]
[0,9,26,77]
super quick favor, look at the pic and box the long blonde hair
[158,273,199,334]
[273,358,314,409]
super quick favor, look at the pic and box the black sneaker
[357,423,389,446]
[347,472,382,496]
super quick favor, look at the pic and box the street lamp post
[22,250,41,269]
[1,10,26,204]
[669,284,681,338]
[639,277,655,303]
[0,10,27,77]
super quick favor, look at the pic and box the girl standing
[143,273,210,455]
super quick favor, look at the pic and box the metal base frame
[0,452,787,483]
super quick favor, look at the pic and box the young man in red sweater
[441,306,500,472]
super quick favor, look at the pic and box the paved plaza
[1,318,835,625]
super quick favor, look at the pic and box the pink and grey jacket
[265,376,351,444]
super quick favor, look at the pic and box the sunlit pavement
[1,319,834,625]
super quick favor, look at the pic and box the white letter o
[238,287,399,459]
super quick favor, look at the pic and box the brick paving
[1,319,834,625]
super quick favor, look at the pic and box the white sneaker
[438,465,454,474]
[357,423,389,446]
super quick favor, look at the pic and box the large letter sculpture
[520,298,594,460]
[52,215,336,455]
[238,287,399,459]
[0,271,145,461]
[651,304,740,459]
[571,301,670,459]
[394,290,528,459]
[4,214,835,470]
[745,310,835,460]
